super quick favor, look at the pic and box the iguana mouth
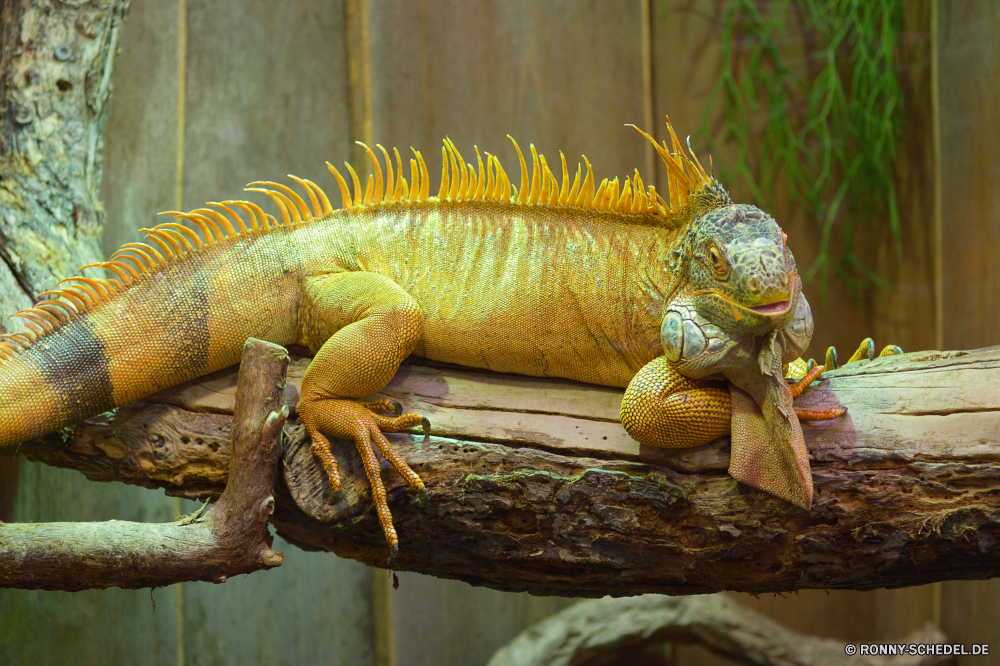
[750,300,790,315]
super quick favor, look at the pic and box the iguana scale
[0,119,875,564]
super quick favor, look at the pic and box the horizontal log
[15,346,1000,596]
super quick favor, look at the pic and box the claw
[879,344,903,357]
[387,542,399,568]
[806,358,816,373]
[418,487,428,506]
[825,346,838,371]
[421,416,431,435]
[391,399,403,417]
[846,337,875,364]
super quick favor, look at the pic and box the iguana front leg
[623,292,830,509]
[622,357,847,449]
[620,356,731,447]
[622,351,819,509]
[298,272,428,565]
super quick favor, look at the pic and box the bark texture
[487,594,953,666]
[16,345,1000,596]
[0,0,129,302]
[0,338,287,590]
[0,0,131,553]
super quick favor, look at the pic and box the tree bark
[0,0,131,530]
[0,0,129,304]
[0,338,286,590]
[14,345,1000,596]
[487,594,953,666]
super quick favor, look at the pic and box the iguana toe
[788,364,824,399]
[825,345,838,370]
[846,337,875,364]
[301,398,426,563]
[361,398,403,416]
[794,406,845,421]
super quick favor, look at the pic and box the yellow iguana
[0,119,895,564]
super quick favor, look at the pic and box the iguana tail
[0,204,304,450]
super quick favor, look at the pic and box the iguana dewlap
[0,119,843,564]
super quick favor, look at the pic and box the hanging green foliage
[693,0,903,307]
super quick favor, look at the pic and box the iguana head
[632,120,816,510]
[660,201,815,511]
[685,203,798,338]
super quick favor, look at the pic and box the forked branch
[0,338,288,591]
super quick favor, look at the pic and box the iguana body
[0,120,845,563]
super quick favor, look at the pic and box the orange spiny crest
[627,117,711,214]
[0,118,715,363]
[0,178,322,361]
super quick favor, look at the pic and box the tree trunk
[0,0,129,302]
[15,345,1000,596]
[0,0,131,536]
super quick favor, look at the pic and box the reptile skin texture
[0,120,860,563]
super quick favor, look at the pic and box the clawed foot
[786,364,845,421]
[786,338,904,422]
[824,337,903,371]
[301,397,432,565]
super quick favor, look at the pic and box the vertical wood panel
[368,0,649,198]
[181,1,352,209]
[388,572,573,666]
[937,2,1000,663]
[178,2,376,664]
[872,0,937,354]
[364,3,644,663]
[100,0,182,255]
[936,4,1000,350]
[0,1,183,663]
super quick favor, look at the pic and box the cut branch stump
[0,338,288,591]
[12,345,1000,596]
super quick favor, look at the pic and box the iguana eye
[707,245,728,276]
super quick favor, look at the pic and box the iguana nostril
[748,276,759,293]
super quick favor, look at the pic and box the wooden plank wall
[936,2,1000,664]
[2,1,995,664]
